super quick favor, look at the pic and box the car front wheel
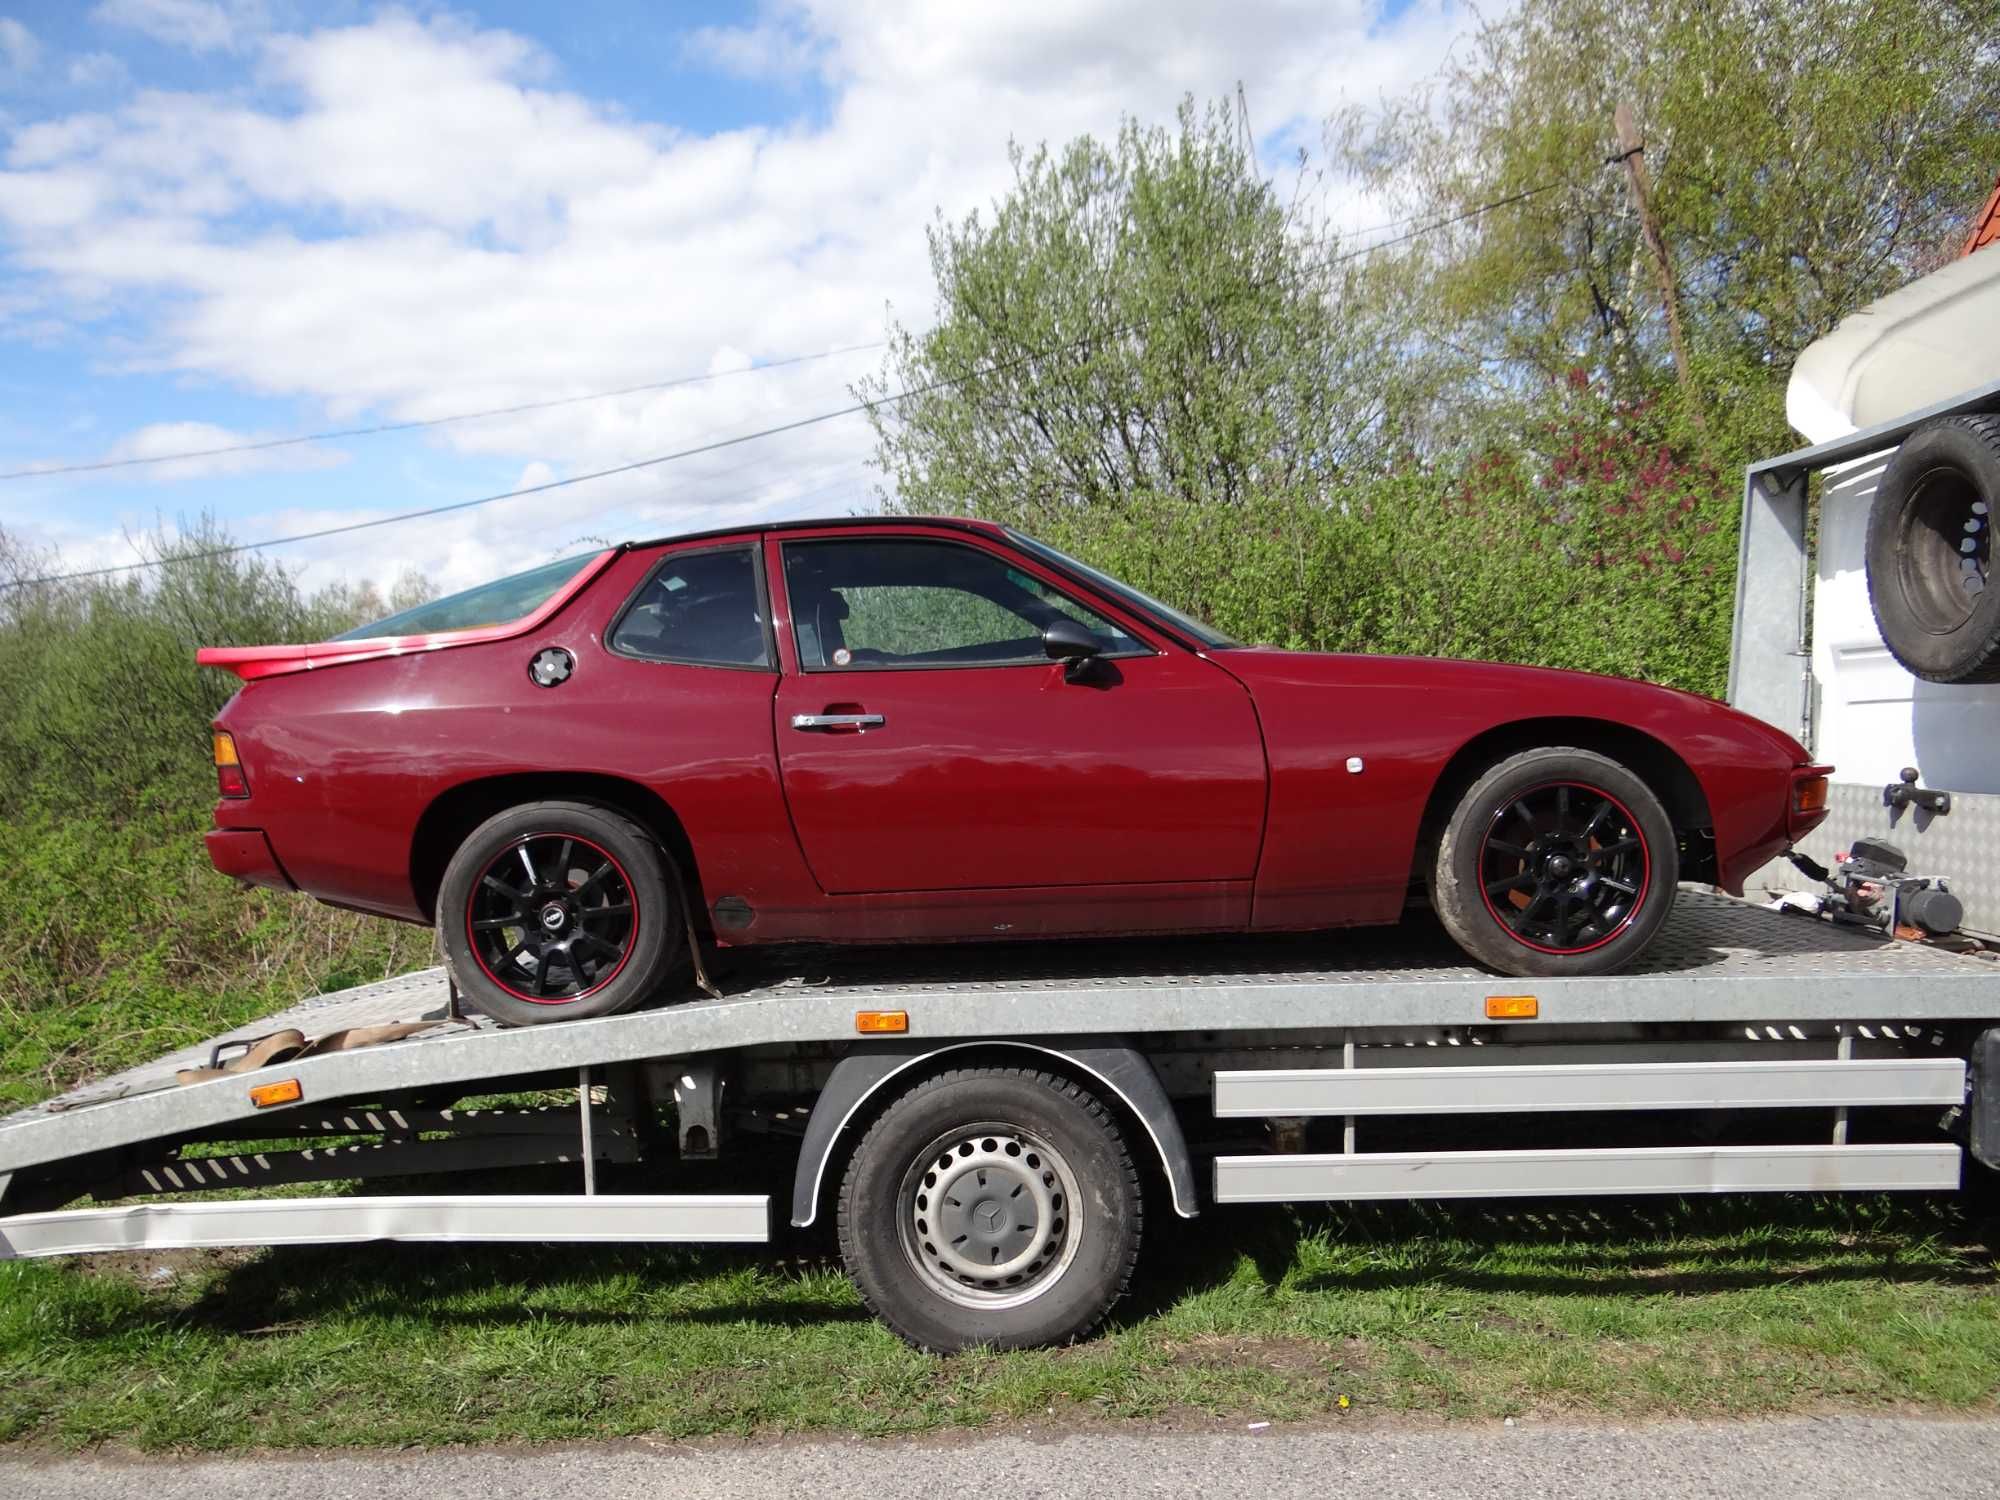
[436,800,683,1026]
[1430,747,1679,978]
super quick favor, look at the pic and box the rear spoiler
[197,549,619,683]
[198,639,435,683]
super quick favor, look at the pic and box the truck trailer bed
[3,889,1993,1181]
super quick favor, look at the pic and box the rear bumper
[204,827,297,892]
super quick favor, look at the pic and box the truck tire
[1865,413,2000,684]
[1430,746,1679,978]
[837,1067,1142,1352]
[436,800,682,1027]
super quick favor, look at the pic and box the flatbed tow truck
[1,885,1994,1348]
[5,361,2000,1352]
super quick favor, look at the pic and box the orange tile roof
[1967,176,2000,256]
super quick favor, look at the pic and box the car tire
[1430,746,1679,978]
[436,800,682,1027]
[837,1067,1142,1352]
[1865,413,2000,684]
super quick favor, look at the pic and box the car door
[767,527,1268,899]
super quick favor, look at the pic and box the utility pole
[1236,81,1258,175]
[1613,102,1703,426]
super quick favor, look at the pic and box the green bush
[0,524,433,1109]
[1018,389,1736,696]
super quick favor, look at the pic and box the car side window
[782,538,1143,670]
[609,546,771,669]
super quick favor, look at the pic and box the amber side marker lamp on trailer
[213,731,250,799]
[855,1010,909,1034]
[248,1078,303,1108]
[1485,995,1539,1020]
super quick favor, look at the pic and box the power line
[1327,179,1570,266]
[1328,175,1569,255]
[2,398,898,590]
[4,175,1572,594]
[2,332,1086,591]
[0,339,888,483]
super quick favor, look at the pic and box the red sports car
[200,517,1830,1026]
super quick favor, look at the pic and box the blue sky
[0,1,1473,596]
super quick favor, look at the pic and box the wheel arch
[1410,717,1717,889]
[791,1038,1197,1229]
[410,771,706,929]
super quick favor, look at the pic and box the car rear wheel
[837,1067,1142,1352]
[436,800,682,1027]
[1430,747,1678,978]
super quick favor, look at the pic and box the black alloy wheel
[1431,746,1679,978]
[437,800,682,1026]
[1476,781,1650,955]
[467,832,637,1003]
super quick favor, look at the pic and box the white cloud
[0,18,39,76]
[67,52,131,89]
[3,1,1482,593]
[89,0,263,55]
[684,19,822,82]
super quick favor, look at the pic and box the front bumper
[204,827,297,892]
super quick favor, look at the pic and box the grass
[2,1188,1997,1451]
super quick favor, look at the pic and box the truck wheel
[837,1067,1142,1352]
[1430,746,1679,978]
[1866,413,2000,684]
[436,800,682,1027]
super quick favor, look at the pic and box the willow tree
[861,100,1420,530]
[1333,0,2000,454]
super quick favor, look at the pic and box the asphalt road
[6,1417,1999,1500]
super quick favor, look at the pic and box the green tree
[863,99,1422,526]
[0,520,439,1105]
[1333,0,2000,452]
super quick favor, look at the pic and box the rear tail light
[213,730,250,799]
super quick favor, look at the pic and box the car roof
[623,514,1010,552]
[617,511,1210,652]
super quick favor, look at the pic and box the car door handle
[790,712,885,730]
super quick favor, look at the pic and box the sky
[0,0,1481,601]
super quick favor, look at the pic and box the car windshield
[1005,529,1236,648]
[332,553,599,641]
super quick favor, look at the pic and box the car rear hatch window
[333,553,598,641]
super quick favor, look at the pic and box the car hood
[1208,647,1814,765]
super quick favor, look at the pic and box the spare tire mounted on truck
[1866,412,2000,684]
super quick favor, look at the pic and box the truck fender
[790,1036,1198,1227]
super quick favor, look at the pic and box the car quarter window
[781,537,1144,670]
[609,546,771,669]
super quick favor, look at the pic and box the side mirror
[1042,618,1103,680]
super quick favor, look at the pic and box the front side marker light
[1485,995,1539,1020]
[214,730,250,798]
[855,1010,909,1034]
[1788,768,1833,837]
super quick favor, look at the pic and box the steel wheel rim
[898,1123,1082,1311]
[464,833,639,1003]
[1901,468,1989,631]
[1475,781,1651,955]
